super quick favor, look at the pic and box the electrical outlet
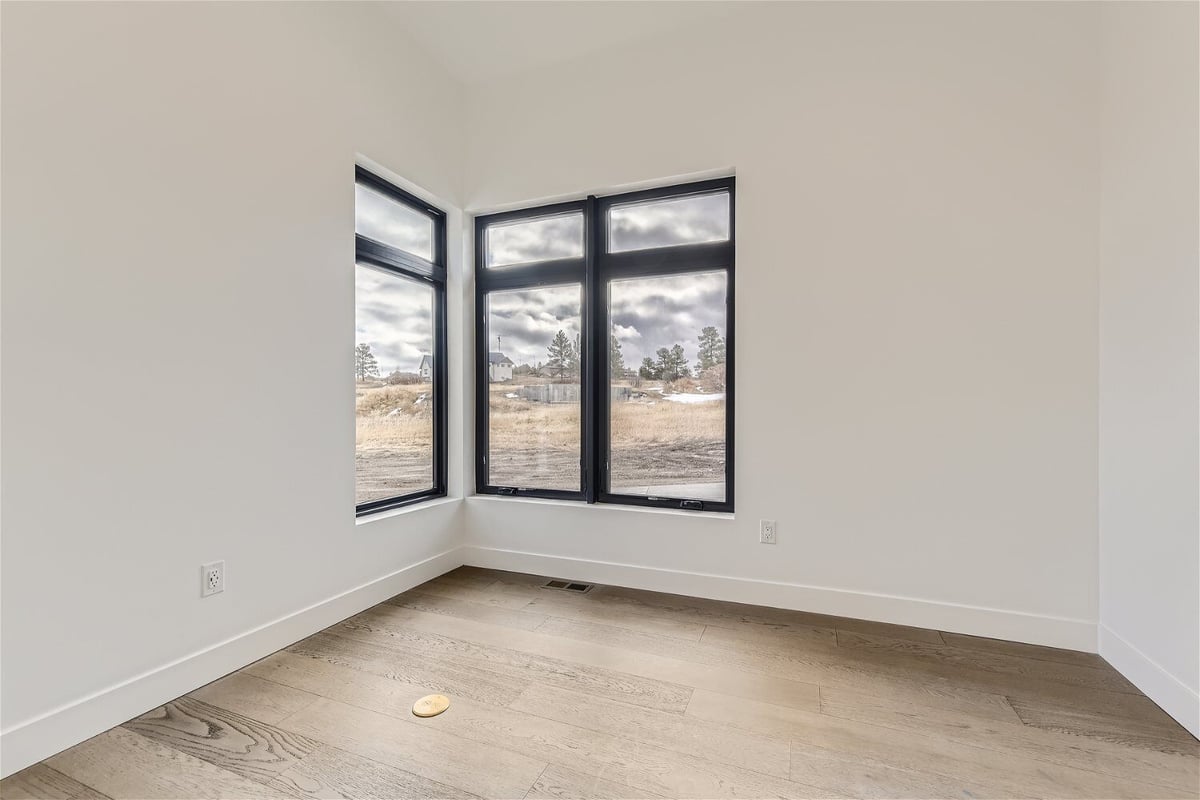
[759,519,777,545]
[201,561,224,597]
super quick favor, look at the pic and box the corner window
[355,167,447,515]
[475,178,734,512]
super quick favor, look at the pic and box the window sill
[467,493,734,521]
[356,495,461,526]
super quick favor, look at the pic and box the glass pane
[608,271,727,501]
[608,191,730,253]
[486,213,585,268]
[355,264,435,504]
[486,284,582,490]
[355,182,434,261]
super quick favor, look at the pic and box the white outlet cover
[759,520,777,544]
[201,560,224,597]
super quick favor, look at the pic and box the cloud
[611,324,641,341]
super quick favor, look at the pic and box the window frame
[594,178,735,513]
[475,177,735,513]
[474,199,591,502]
[355,166,449,516]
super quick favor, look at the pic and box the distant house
[418,354,432,380]
[488,351,514,382]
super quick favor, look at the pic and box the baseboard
[461,545,1098,652]
[0,547,464,779]
[1099,624,1200,738]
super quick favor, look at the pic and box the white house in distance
[418,354,432,381]
[488,351,513,382]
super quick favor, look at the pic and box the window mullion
[584,195,600,504]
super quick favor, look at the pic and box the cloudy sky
[608,271,726,369]
[487,213,583,268]
[355,183,432,260]
[487,284,582,365]
[355,185,728,375]
[482,191,730,266]
[482,271,726,369]
[609,192,729,252]
[355,264,433,375]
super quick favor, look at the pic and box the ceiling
[378,1,744,87]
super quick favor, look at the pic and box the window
[355,167,447,514]
[476,178,734,512]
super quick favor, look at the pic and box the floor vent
[544,579,594,593]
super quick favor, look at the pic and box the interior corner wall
[1097,1,1200,738]
[461,1,1103,651]
[0,1,469,776]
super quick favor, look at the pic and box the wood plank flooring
[3,567,1197,799]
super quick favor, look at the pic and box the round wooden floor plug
[412,694,450,717]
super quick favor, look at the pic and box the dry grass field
[356,378,726,503]
[355,382,434,504]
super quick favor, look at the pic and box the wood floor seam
[522,765,549,800]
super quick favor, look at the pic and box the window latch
[680,500,704,511]
[497,487,518,496]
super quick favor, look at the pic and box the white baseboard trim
[461,545,1098,652]
[0,547,463,779]
[1099,624,1200,739]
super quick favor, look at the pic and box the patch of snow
[505,392,520,398]
[663,392,724,404]
[387,408,403,417]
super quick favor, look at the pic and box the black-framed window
[355,166,448,515]
[476,178,734,513]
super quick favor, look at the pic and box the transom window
[475,177,734,512]
[355,167,448,515]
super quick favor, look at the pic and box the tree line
[359,327,726,385]
[636,326,725,381]
[512,326,726,384]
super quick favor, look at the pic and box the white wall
[462,2,1103,650]
[0,1,470,775]
[1097,2,1200,737]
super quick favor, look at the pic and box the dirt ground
[355,447,433,505]
[479,438,725,493]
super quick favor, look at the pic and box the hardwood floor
[3,567,1197,799]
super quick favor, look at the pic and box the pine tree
[697,326,726,372]
[654,347,671,380]
[610,335,625,377]
[566,334,581,379]
[355,343,379,381]
[639,357,659,380]
[654,344,690,381]
[546,330,573,381]
[670,343,690,379]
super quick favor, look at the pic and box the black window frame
[474,199,590,503]
[355,165,448,516]
[475,177,734,513]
